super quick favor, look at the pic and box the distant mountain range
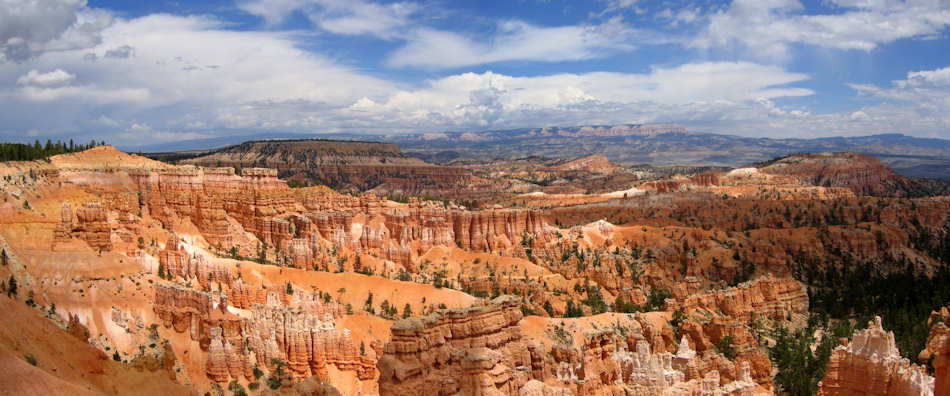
[133,124,950,179]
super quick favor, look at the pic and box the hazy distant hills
[134,124,950,179]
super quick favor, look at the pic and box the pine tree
[7,276,16,297]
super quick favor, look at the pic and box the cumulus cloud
[388,17,639,69]
[3,2,950,145]
[0,0,110,62]
[332,62,813,132]
[694,0,950,60]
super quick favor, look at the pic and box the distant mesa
[178,138,470,193]
[549,154,621,174]
[756,152,917,197]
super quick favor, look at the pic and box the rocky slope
[0,295,193,395]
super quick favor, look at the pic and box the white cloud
[2,2,950,145]
[0,12,396,143]
[388,17,638,69]
[240,0,644,69]
[238,0,418,39]
[695,0,950,60]
[0,0,110,62]
[331,62,813,131]
[16,68,76,86]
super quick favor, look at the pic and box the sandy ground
[0,296,194,395]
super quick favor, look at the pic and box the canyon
[0,144,948,395]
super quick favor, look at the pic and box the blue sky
[1,0,950,147]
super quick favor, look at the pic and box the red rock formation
[549,154,620,174]
[921,307,950,395]
[181,139,471,193]
[159,235,232,290]
[669,275,809,322]
[74,202,112,251]
[153,279,366,384]
[204,297,373,383]
[378,296,533,396]
[759,153,915,197]
[130,166,297,247]
[52,202,73,246]
[378,296,767,396]
[153,284,215,341]
[818,317,934,396]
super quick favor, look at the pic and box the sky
[1,0,950,148]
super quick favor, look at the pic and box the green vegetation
[267,359,288,389]
[286,179,310,188]
[228,380,247,396]
[24,353,37,366]
[799,249,950,360]
[0,139,103,162]
[769,320,837,396]
[6,276,16,298]
[579,281,607,314]
[543,300,555,316]
[714,335,736,359]
[564,299,583,318]
[774,222,950,395]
